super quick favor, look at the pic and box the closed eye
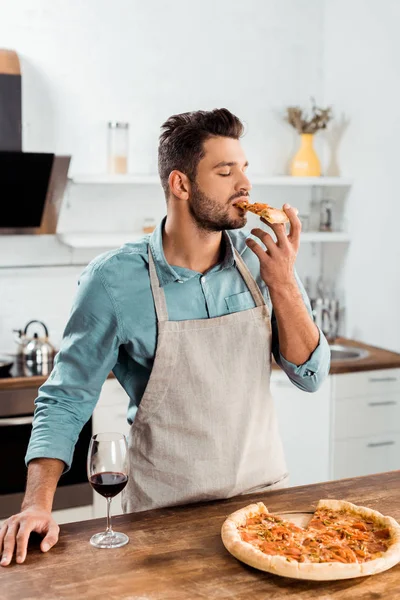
[219,173,231,177]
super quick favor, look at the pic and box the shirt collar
[149,217,240,287]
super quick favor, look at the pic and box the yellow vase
[290,133,321,177]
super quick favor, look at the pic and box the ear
[168,170,190,201]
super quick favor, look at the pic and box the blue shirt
[26,219,331,470]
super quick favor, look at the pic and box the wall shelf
[71,174,159,184]
[301,232,350,243]
[70,174,352,187]
[250,176,352,187]
[57,232,144,248]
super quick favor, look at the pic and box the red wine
[89,472,128,498]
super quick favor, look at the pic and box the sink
[329,344,370,362]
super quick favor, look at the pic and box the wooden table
[2,472,400,599]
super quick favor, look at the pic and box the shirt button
[201,276,206,283]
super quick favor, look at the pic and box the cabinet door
[93,405,131,437]
[97,378,130,409]
[270,371,331,487]
[52,505,93,525]
[333,369,400,400]
[334,434,400,479]
[335,393,400,440]
[94,378,131,435]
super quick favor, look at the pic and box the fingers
[0,522,17,567]
[283,204,302,249]
[248,228,277,255]
[261,219,289,247]
[40,522,60,553]
[0,522,6,549]
[0,512,59,566]
[15,525,32,564]
[246,237,271,263]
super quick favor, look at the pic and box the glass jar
[142,217,156,234]
[107,122,129,174]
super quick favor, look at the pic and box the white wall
[0,0,324,174]
[0,0,325,234]
[0,266,82,352]
[324,0,400,352]
[0,0,326,351]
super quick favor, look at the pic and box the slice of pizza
[234,200,289,224]
[221,499,400,581]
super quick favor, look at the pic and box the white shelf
[71,174,352,187]
[57,232,144,248]
[71,174,159,184]
[301,232,350,242]
[251,176,352,186]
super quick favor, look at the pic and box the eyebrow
[212,161,249,169]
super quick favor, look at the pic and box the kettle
[14,320,56,367]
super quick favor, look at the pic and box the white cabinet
[94,378,132,435]
[334,369,400,399]
[92,379,131,519]
[332,369,400,480]
[270,369,331,488]
[53,505,93,525]
[334,434,400,479]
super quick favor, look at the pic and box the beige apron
[122,247,288,513]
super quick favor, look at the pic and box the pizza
[221,499,400,580]
[234,200,289,224]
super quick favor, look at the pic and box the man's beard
[189,181,247,232]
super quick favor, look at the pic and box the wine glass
[87,432,129,548]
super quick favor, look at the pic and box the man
[0,108,330,566]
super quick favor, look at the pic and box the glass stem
[105,498,113,534]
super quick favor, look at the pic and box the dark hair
[158,108,244,198]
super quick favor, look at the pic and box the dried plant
[285,99,332,134]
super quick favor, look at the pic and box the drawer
[335,393,400,439]
[334,433,400,480]
[333,369,400,400]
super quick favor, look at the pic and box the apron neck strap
[148,248,169,322]
[148,245,266,323]
[233,249,266,307]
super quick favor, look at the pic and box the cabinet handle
[368,401,397,407]
[367,441,395,448]
[368,377,398,383]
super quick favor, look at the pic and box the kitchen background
[1,0,400,523]
[0,0,399,352]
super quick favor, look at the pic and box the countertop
[1,337,400,391]
[320,337,400,375]
[2,471,399,599]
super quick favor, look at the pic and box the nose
[235,171,252,193]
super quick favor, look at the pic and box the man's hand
[246,203,319,365]
[0,507,59,566]
[245,203,301,290]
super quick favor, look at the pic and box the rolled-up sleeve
[25,263,124,471]
[271,272,331,392]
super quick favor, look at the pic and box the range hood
[0,151,70,234]
[0,48,70,234]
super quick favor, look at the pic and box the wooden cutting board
[0,48,22,151]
